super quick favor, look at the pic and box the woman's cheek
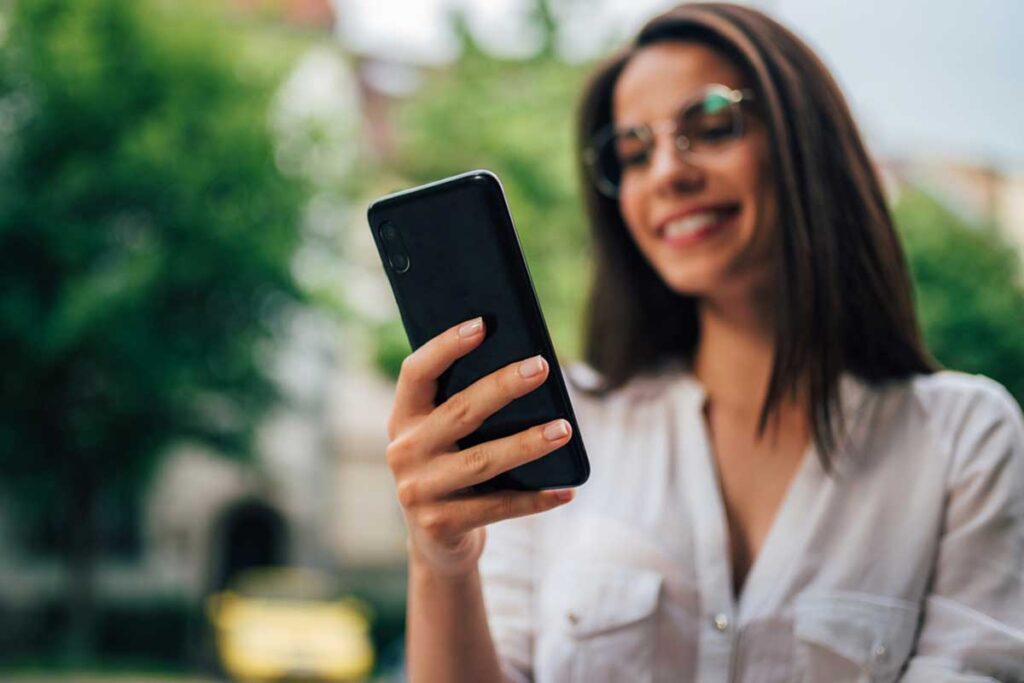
[619,192,649,249]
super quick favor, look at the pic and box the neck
[693,288,778,419]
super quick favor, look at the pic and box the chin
[659,260,776,305]
[648,255,732,296]
[656,269,722,298]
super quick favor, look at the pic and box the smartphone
[367,169,590,492]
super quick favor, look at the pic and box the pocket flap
[543,564,663,639]
[794,591,921,674]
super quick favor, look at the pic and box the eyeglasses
[584,84,756,198]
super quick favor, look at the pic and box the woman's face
[613,41,778,299]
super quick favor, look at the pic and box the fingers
[389,317,486,438]
[386,317,579,573]
[414,488,575,545]
[404,419,573,503]
[415,353,551,453]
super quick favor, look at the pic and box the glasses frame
[583,83,757,199]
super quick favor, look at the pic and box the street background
[1,0,1022,680]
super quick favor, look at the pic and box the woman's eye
[682,106,738,145]
[618,149,650,167]
[694,125,734,143]
[615,138,650,167]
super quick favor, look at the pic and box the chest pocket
[536,563,663,683]
[793,591,921,683]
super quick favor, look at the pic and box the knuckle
[419,509,451,541]
[520,428,539,456]
[444,392,475,431]
[384,443,401,472]
[399,353,420,382]
[497,365,519,395]
[461,445,490,477]
[395,478,419,509]
[498,494,516,520]
[386,414,401,442]
[385,432,418,470]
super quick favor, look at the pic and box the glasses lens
[586,87,747,198]
[590,127,649,197]
[678,89,742,154]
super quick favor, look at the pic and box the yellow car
[208,567,375,682]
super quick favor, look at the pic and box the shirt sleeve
[478,514,537,683]
[901,378,1024,682]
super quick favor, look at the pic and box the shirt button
[872,644,887,659]
[566,611,579,626]
[712,613,730,632]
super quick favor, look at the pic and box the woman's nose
[647,131,703,194]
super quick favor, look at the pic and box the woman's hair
[576,2,936,462]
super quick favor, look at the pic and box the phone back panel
[367,170,589,490]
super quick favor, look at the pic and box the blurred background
[0,0,1021,680]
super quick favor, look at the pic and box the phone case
[367,170,590,491]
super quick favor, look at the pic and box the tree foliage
[0,0,306,656]
[896,188,1024,403]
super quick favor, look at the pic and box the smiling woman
[575,9,936,462]
[383,3,1024,682]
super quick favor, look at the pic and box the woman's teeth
[662,209,730,239]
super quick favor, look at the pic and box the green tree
[896,187,1024,404]
[0,0,306,660]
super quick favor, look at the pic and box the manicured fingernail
[517,355,546,378]
[552,489,574,502]
[458,317,483,337]
[543,419,570,441]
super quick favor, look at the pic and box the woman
[384,3,1024,681]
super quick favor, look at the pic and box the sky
[334,0,1024,171]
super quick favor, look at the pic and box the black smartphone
[367,169,590,492]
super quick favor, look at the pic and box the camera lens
[379,222,410,273]
[389,252,410,273]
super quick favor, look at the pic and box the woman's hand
[386,316,575,579]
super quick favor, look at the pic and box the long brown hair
[576,2,936,462]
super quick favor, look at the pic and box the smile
[657,204,741,246]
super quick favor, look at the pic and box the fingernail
[458,317,483,338]
[517,355,546,378]
[543,419,570,441]
[552,489,574,502]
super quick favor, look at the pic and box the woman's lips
[658,204,741,247]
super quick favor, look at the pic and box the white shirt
[478,364,1024,683]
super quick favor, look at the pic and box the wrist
[407,534,483,583]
